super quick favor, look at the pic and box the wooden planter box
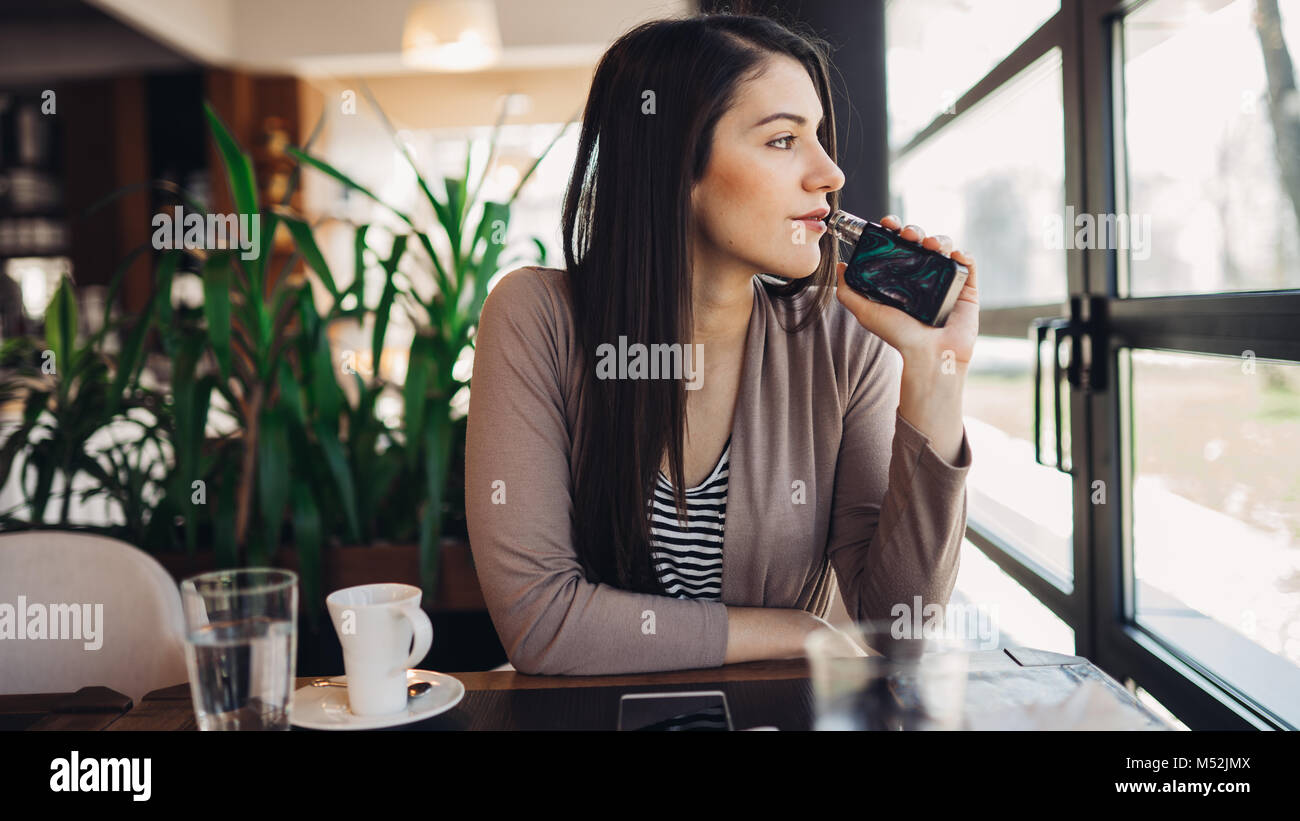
[153,537,486,613]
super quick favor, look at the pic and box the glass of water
[180,568,298,730]
[805,618,987,730]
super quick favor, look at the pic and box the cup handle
[399,604,434,672]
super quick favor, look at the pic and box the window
[886,0,1060,151]
[892,50,1067,309]
[888,0,1300,728]
[1124,350,1300,726]
[1120,0,1300,297]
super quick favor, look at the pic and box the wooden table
[0,686,135,730]
[0,646,1171,731]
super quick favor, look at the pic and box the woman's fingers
[879,215,926,243]
[923,234,953,257]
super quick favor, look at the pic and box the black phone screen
[617,691,732,731]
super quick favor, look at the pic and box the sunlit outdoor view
[1128,350,1300,725]
[1122,0,1300,296]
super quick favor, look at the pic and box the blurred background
[0,0,1297,729]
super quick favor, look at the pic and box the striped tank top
[647,435,731,600]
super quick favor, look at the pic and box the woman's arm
[466,268,733,676]
[898,351,967,467]
[723,606,830,663]
[827,227,977,623]
[823,334,974,626]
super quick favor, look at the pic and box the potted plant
[286,85,570,598]
[0,92,569,652]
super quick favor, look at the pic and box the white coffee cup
[326,583,434,716]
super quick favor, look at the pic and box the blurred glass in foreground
[181,568,298,731]
[805,618,987,731]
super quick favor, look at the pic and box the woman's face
[690,54,846,281]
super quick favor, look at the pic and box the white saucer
[291,669,465,730]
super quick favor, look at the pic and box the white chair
[0,531,189,704]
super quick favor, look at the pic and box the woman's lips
[793,217,827,233]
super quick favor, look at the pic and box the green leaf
[247,528,269,568]
[372,234,408,372]
[154,250,181,356]
[444,176,466,261]
[202,102,259,225]
[184,376,213,553]
[349,224,371,302]
[418,408,453,600]
[44,277,77,387]
[255,293,272,370]
[169,333,204,554]
[452,201,509,348]
[403,334,434,470]
[202,253,233,382]
[284,217,341,301]
[258,406,290,559]
[312,420,360,543]
[91,242,154,350]
[286,147,416,229]
[214,459,238,568]
[257,212,280,291]
[290,476,323,630]
[412,231,453,311]
[107,294,154,417]
[0,413,40,493]
[299,287,341,424]
[278,358,306,429]
[26,440,57,525]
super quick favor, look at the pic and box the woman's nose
[808,142,845,192]
[811,159,845,192]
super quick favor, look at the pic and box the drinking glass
[180,568,298,730]
[805,618,987,730]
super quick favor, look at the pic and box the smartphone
[617,690,733,731]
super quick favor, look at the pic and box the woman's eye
[768,135,797,150]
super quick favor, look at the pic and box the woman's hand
[833,215,979,368]
[792,611,870,658]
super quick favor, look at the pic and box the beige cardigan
[465,266,973,675]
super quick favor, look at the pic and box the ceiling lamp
[402,0,503,71]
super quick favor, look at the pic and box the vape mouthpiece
[824,210,868,246]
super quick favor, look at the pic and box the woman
[465,11,978,675]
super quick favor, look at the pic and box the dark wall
[696,0,889,221]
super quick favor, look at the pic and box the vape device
[825,210,969,327]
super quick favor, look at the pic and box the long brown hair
[561,11,841,594]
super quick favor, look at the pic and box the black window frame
[890,0,1300,730]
